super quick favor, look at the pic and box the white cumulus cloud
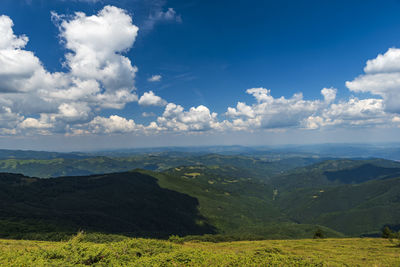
[19,118,52,129]
[321,87,337,103]
[53,5,139,107]
[0,6,140,135]
[346,47,400,113]
[0,6,399,137]
[138,91,167,106]
[225,88,323,130]
[89,115,137,134]
[156,103,221,132]
[303,97,386,129]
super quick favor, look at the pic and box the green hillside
[270,158,400,190]
[276,176,400,235]
[1,157,400,240]
[0,172,214,239]
[269,159,400,236]
[0,168,341,240]
[142,166,285,236]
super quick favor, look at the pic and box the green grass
[0,233,398,266]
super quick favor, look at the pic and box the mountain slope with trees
[1,157,400,240]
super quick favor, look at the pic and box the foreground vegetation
[0,233,398,266]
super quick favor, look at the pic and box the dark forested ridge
[1,154,400,240]
[0,172,215,239]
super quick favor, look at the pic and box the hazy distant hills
[0,153,326,178]
[270,158,400,190]
[1,155,400,240]
[1,142,400,159]
[0,149,87,160]
[87,143,400,160]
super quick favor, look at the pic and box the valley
[1,149,400,241]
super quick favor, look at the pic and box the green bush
[388,232,400,247]
[382,226,395,239]
[80,233,128,243]
[168,235,185,244]
[313,229,325,239]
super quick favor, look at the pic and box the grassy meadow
[0,233,399,266]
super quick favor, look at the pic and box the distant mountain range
[2,142,400,159]
[0,152,327,178]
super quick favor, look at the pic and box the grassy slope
[0,235,398,266]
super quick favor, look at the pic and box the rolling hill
[0,153,326,178]
[275,176,400,235]
[269,158,400,190]
[0,172,214,239]
[0,166,341,240]
[1,156,400,240]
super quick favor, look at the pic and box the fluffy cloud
[303,97,387,129]
[156,103,220,132]
[148,74,162,82]
[225,87,395,131]
[364,48,400,74]
[88,115,137,134]
[0,15,56,94]
[19,118,52,129]
[52,5,139,107]
[138,91,167,106]
[0,15,28,49]
[57,102,91,121]
[346,48,400,113]
[0,6,399,137]
[321,87,337,103]
[0,106,23,135]
[0,6,140,135]
[226,88,323,130]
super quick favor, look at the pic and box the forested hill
[0,172,215,238]
[0,168,340,240]
[1,157,400,240]
[0,153,326,178]
[269,158,400,190]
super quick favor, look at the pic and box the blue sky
[1,0,400,151]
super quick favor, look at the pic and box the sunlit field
[0,233,399,266]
